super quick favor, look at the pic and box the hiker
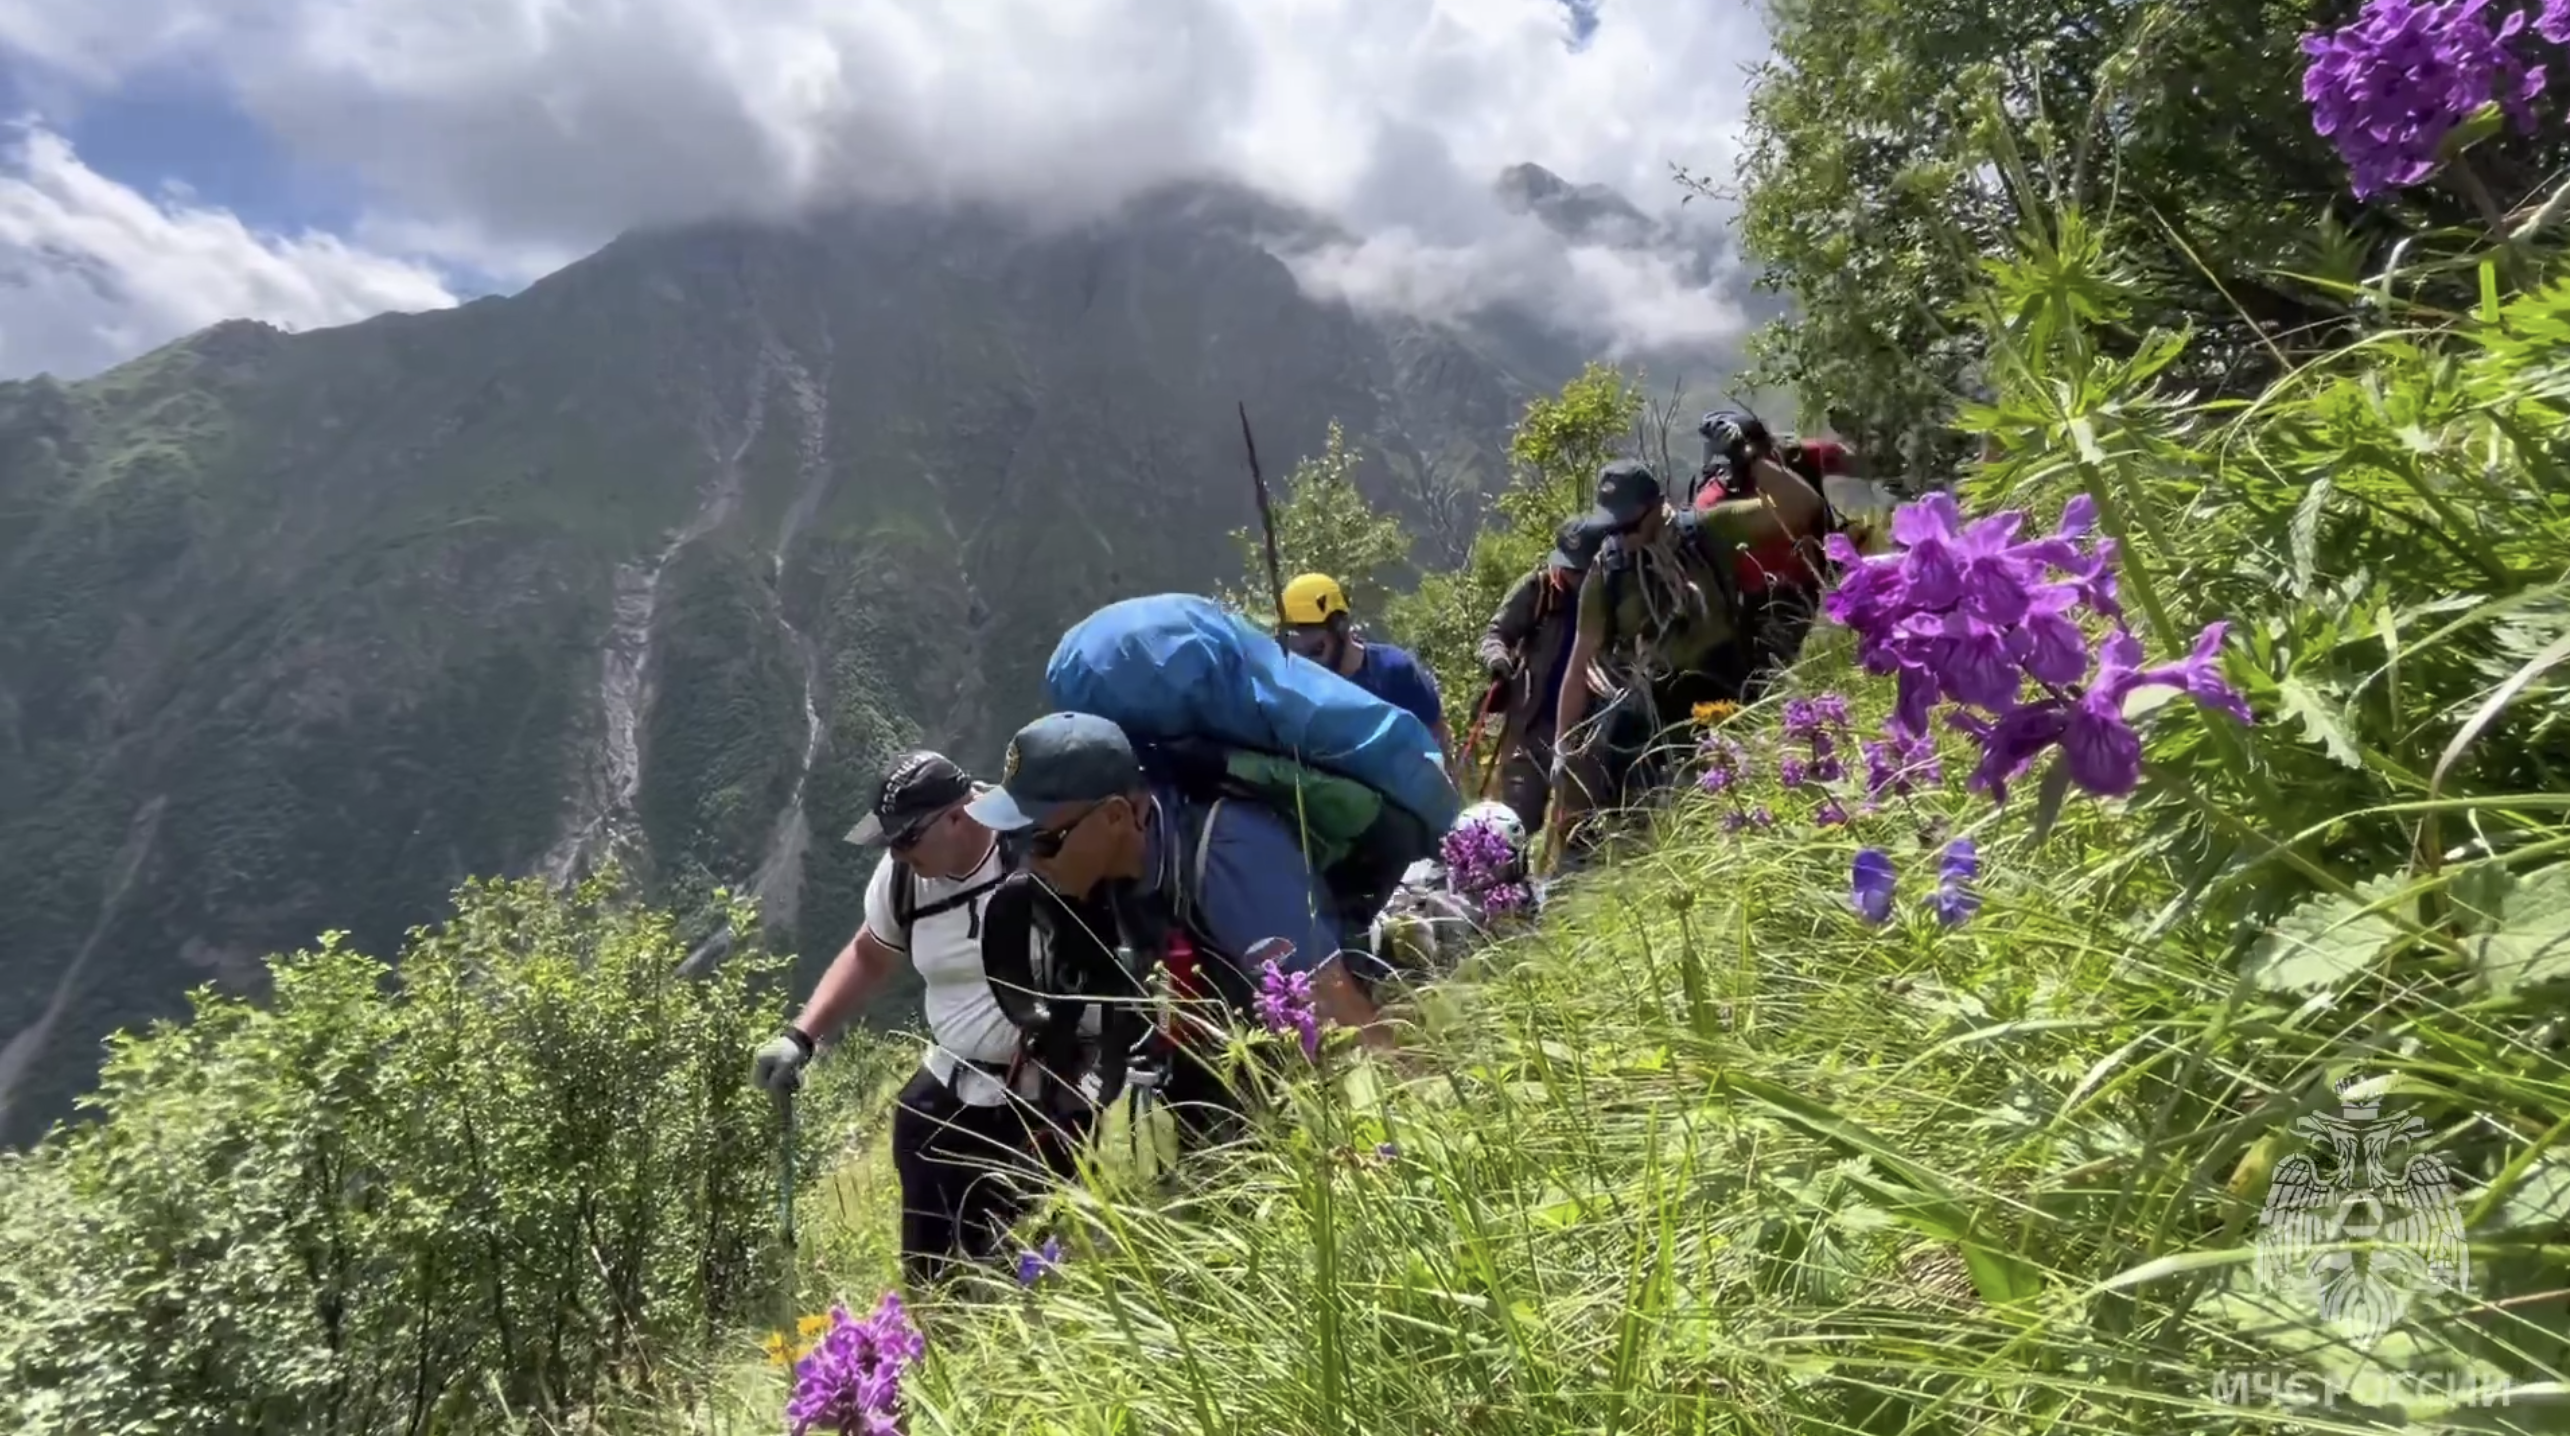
[749,750,1096,1293]
[1549,456,1824,851]
[1693,412,1839,694]
[1368,801,1546,978]
[1279,572,1455,780]
[1475,516,1608,833]
[967,710,1401,1149]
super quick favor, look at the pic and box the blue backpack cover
[1043,593,1461,832]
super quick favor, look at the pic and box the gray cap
[964,712,1144,833]
[1586,459,1663,530]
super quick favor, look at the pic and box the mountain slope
[0,176,1749,1143]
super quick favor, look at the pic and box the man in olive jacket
[1474,517,1607,831]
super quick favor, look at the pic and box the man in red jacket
[1692,412,1841,694]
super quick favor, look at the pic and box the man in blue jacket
[967,711,1397,1146]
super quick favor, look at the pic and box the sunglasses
[1025,801,1106,860]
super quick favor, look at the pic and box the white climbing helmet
[1455,800,1526,857]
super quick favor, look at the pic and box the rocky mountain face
[0,173,1752,1143]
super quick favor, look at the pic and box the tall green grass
[673,188,2569,1435]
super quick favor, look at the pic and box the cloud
[0,122,457,380]
[0,0,1770,377]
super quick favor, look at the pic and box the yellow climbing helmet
[1280,572,1351,626]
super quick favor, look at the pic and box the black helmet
[1698,409,1772,466]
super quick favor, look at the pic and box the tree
[1217,421,1414,625]
[1711,0,2570,476]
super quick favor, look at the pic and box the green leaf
[2028,754,2072,845]
[2273,675,2365,769]
[1715,1071,2044,1307]
[2468,863,2570,998]
[2243,878,2408,993]
[2438,100,2505,161]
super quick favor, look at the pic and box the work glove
[751,1027,816,1094]
[1484,651,1519,681]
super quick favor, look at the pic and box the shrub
[0,872,848,1435]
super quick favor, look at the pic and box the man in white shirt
[749,750,1092,1291]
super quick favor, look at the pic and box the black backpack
[975,870,1149,1111]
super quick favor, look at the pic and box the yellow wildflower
[763,1313,832,1367]
[1692,701,1739,726]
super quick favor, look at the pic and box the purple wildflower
[1256,959,1321,1058]
[1826,492,2251,806]
[1749,805,1775,828]
[2300,0,2549,200]
[1851,849,1897,925]
[1814,797,1852,827]
[1723,809,1749,832]
[1376,1141,1402,1162]
[1933,839,1980,927]
[2539,0,2569,44]
[1481,881,1533,917]
[1863,731,1942,799]
[787,1293,924,1436]
[1778,754,1810,789]
[1016,1235,1062,1287]
[1701,765,1734,794]
[1442,819,1519,895]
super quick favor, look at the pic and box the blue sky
[0,0,1763,383]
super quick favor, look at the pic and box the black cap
[845,750,975,847]
[1586,459,1663,530]
[1548,516,1608,572]
[964,713,1144,833]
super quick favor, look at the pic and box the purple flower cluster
[1699,695,1876,830]
[1699,734,1749,795]
[1824,493,2251,803]
[1441,819,1532,917]
[1256,958,1321,1058]
[787,1293,925,1436]
[1849,840,1979,928]
[1862,731,1941,800]
[2300,0,2552,199]
[1016,1235,1062,1287]
[1722,805,1778,833]
[1934,839,1980,926]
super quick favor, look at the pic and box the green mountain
[0,176,1745,1144]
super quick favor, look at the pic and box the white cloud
[0,0,1771,378]
[0,122,457,380]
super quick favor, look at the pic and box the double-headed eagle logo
[2252,1076,2469,1348]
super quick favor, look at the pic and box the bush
[0,872,852,1435]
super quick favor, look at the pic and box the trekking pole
[1236,402,1290,638]
[1463,680,1504,801]
[776,1085,798,1252]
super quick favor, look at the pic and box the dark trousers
[1741,587,1820,700]
[1495,724,1556,833]
[889,1066,1088,1292]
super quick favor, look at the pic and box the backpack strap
[891,859,1004,944]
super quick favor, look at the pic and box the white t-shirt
[862,841,1022,1107]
